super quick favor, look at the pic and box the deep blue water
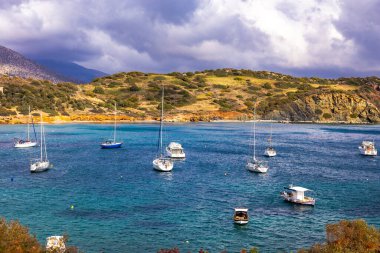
[0,123,379,253]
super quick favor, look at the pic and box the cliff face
[267,92,380,123]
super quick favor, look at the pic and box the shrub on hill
[298,219,380,253]
[274,82,299,89]
[93,86,105,94]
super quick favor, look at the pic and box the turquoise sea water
[0,123,379,252]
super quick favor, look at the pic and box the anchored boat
[233,208,249,225]
[14,106,38,148]
[246,104,269,173]
[264,123,276,157]
[101,103,122,149]
[153,86,174,172]
[359,140,377,156]
[30,114,50,173]
[166,142,186,159]
[281,185,315,206]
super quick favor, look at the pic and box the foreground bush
[0,218,43,253]
[299,219,380,253]
[0,218,79,253]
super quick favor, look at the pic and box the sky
[0,0,379,77]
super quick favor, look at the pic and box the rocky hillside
[0,45,66,83]
[0,69,379,123]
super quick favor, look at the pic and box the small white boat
[264,123,276,157]
[46,236,66,253]
[166,142,186,158]
[281,185,315,206]
[246,104,269,173]
[153,86,174,172]
[359,140,377,156]
[30,114,50,173]
[233,208,249,225]
[14,106,38,148]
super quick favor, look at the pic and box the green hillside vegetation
[0,69,379,123]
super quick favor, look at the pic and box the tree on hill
[0,217,79,253]
[298,219,380,253]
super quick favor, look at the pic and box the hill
[0,45,67,83]
[35,59,108,83]
[0,69,379,123]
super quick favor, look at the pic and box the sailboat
[30,114,50,173]
[101,103,122,149]
[246,105,269,173]
[153,86,174,172]
[264,123,277,157]
[14,106,38,148]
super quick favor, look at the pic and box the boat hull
[234,220,249,225]
[14,141,37,148]
[166,145,186,158]
[359,147,377,156]
[30,161,50,173]
[166,150,186,159]
[153,158,173,172]
[246,162,268,173]
[101,142,122,149]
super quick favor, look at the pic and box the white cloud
[0,0,378,76]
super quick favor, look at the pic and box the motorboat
[359,140,377,156]
[166,142,185,158]
[281,185,315,206]
[233,208,249,225]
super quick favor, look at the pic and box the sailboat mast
[159,86,164,156]
[114,102,117,143]
[40,113,43,161]
[269,123,272,147]
[253,104,256,160]
[27,105,30,141]
[42,120,48,161]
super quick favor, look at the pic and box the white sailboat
[14,106,38,148]
[101,103,122,149]
[30,114,50,173]
[264,123,276,157]
[153,86,174,172]
[246,105,269,173]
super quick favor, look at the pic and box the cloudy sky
[0,0,379,77]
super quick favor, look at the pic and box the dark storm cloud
[0,0,379,77]
[334,0,380,65]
